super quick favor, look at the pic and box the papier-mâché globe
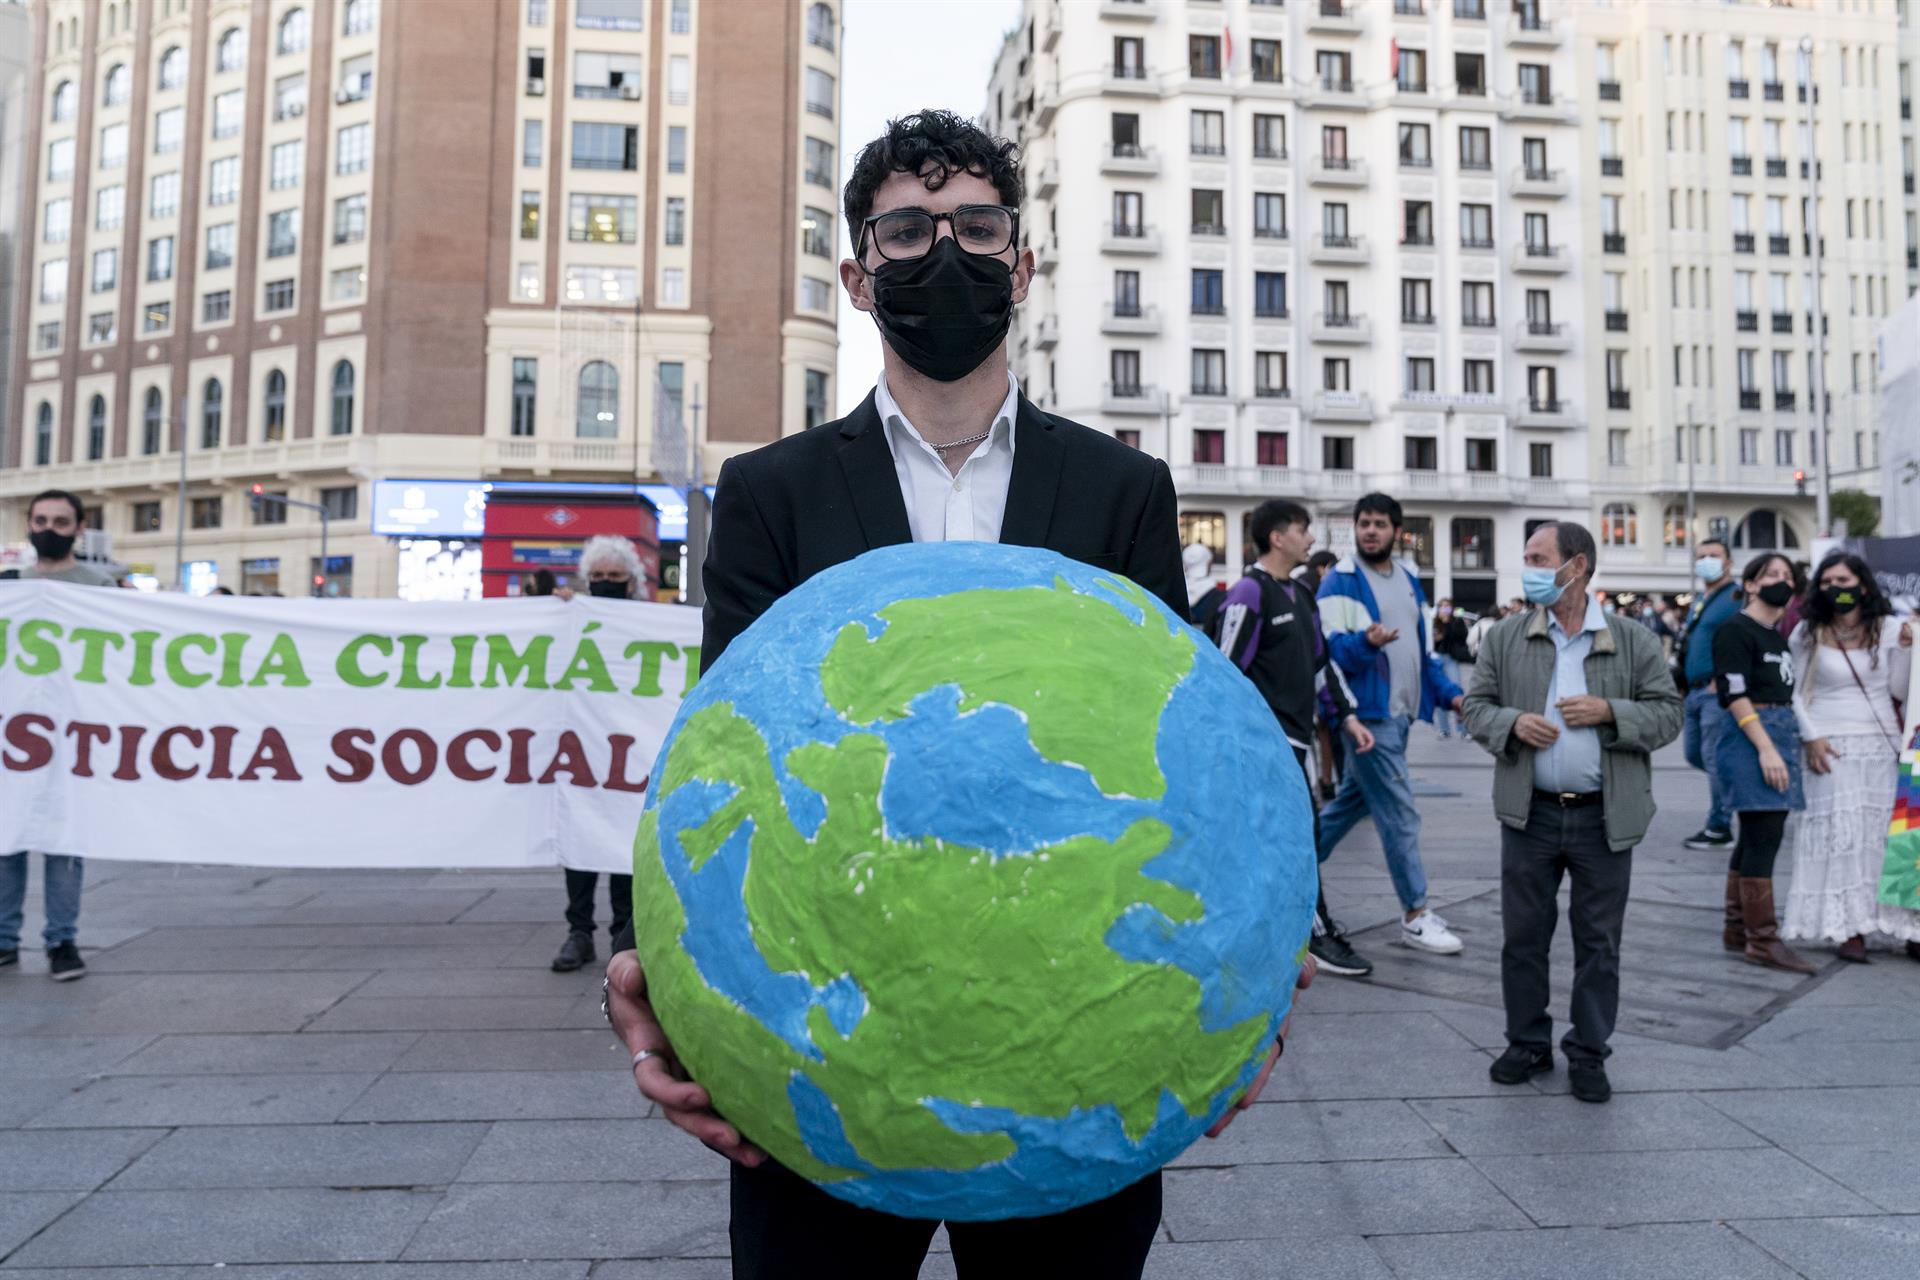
[632,542,1314,1221]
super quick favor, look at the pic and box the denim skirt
[1712,704,1805,813]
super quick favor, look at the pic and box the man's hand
[1364,623,1400,648]
[1342,717,1376,755]
[1513,712,1561,749]
[1804,737,1839,775]
[1450,694,1466,715]
[607,950,766,1167]
[1205,955,1316,1139]
[1555,695,1614,728]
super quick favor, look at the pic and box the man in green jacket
[1461,522,1682,1104]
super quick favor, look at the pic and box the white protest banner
[0,581,702,873]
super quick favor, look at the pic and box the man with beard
[1315,492,1467,954]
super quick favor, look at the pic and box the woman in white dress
[1786,552,1919,961]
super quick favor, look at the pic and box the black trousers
[563,869,631,937]
[728,1159,1161,1280]
[1730,810,1788,878]
[1499,796,1633,1064]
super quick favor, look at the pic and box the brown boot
[1740,878,1818,975]
[1722,871,1746,951]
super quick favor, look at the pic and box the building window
[571,122,639,170]
[1255,351,1288,397]
[270,140,303,190]
[1191,187,1225,234]
[1528,443,1553,478]
[1739,428,1761,465]
[103,62,130,106]
[339,53,374,100]
[1463,359,1494,395]
[1253,193,1286,239]
[133,501,163,532]
[267,209,300,258]
[668,54,690,104]
[217,27,246,72]
[263,278,296,312]
[36,321,62,352]
[91,247,119,293]
[1251,39,1282,83]
[52,79,77,122]
[1322,436,1355,471]
[1406,357,1436,393]
[334,193,367,243]
[203,290,232,322]
[337,123,371,174]
[278,7,310,55]
[669,126,693,175]
[577,0,644,29]
[1405,436,1439,471]
[331,361,355,435]
[511,358,538,436]
[1399,122,1432,167]
[1600,503,1638,546]
[568,193,638,242]
[523,119,542,167]
[208,156,239,205]
[321,486,359,521]
[1254,271,1287,318]
[144,302,171,333]
[1460,203,1493,247]
[564,264,635,302]
[1455,51,1486,95]
[520,191,542,239]
[517,261,541,300]
[343,0,376,37]
[95,184,124,231]
[275,73,307,121]
[1774,430,1794,467]
[1190,110,1225,156]
[192,497,223,529]
[1191,348,1227,396]
[206,222,235,269]
[575,51,645,98]
[1465,438,1497,472]
[1255,432,1288,467]
[329,266,365,301]
[1451,518,1494,570]
[1192,429,1226,464]
[39,258,68,304]
[44,197,71,244]
[805,369,831,430]
[143,388,164,456]
[87,395,107,460]
[202,378,224,448]
[1191,268,1223,315]
[48,137,74,182]
[1397,47,1428,92]
[805,67,834,117]
[577,360,618,437]
[803,136,831,186]
[99,122,129,170]
[1459,125,1491,170]
[264,370,287,440]
[667,197,689,246]
[154,107,184,155]
[212,90,244,140]
[1253,113,1286,160]
[88,311,116,344]
[150,171,180,219]
[799,276,832,312]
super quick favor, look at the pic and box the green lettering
[681,645,702,695]
[446,634,478,689]
[218,632,250,688]
[337,634,393,687]
[0,618,9,666]
[396,634,443,689]
[248,633,312,687]
[481,634,552,689]
[165,634,217,688]
[128,630,161,686]
[555,623,615,693]
[68,627,127,684]
[16,619,63,675]
[623,640,681,697]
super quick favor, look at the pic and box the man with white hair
[549,534,647,972]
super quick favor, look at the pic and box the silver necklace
[933,429,992,451]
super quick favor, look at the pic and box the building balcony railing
[1507,13,1562,45]
[1190,302,1226,317]
[1510,165,1568,198]
[1253,225,1290,241]
[1105,66,1158,97]
[1402,311,1436,327]
[1453,0,1486,19]
[1768,234,1791,255]
[1513,242,1571,273]
[1598,79,1621,101]
[1762,81,1784,101]
[1190,143,1226,158]
[1310,311,1372,343]
[1460,235,1496,254]
[1031,316,1060,351]
[1189,383,1231,399]
[1604,309,1628,331]
[1401,232,1435,248]
[1734,232,1756,253]
[1774,392,1797,411]
[1101,382,1162,415]
[1600,156,1623,178]
[1101,303,1161,335]
[1460,314,1497,329]
[1736,309,1759,331]
[1513,322,1571,353]
[1254,385,1293,400]
[1035,160,1059,199]
[1308,155,1369,186]
[1310,232,1370,264]
[1399,154,1433,171]
[1253,145,1289,163]
[1729,78,1750,99]
[1098,0,1156,21]
[1312,390,1374,421]
[1308,1,1364,34]
[1603,232,1626,254]
[1100,222,1161,255]
[1739,389,1762,410]
[1765,158,1788,178]
[1191,222,1228,238]
[1731,156,1753,177]
[1515,397,1577,427]
[1254,304,1290,320]
[1608,389,1631,410]
[1100,143,1161,176]
[1771,311,1793,334]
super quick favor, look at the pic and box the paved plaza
[1,733,1915,1278]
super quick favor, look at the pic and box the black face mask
[1820,585,1859,613]
[866,237,1015,382]
[29,529,76,562]
[1757,581,1795,608]
[587,580,630,600]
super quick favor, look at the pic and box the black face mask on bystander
[588,580,630,600]
[28,529,76,562]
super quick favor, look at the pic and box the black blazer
[697,388,1189,671]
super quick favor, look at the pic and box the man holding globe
[603,110,1314,1278]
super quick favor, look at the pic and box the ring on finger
[633,1048,669,1069]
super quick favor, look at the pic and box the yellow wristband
[1736,713,1760,728]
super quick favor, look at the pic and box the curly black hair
[843,109,1022,255]
[1802,549,1895,650]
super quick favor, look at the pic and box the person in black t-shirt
[1712,553,1814,974]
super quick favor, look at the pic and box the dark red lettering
[64,722,113,777]
[153,726,204,780]
[604,735,650,793]
[327,728,376,782]
[2,714,56,772]
[504,728,535,784]
[207,725,240,779]
[447,729,501,782]
[237,727,302,781]
[380,728,438,786]
[112,725,148,780]
[537,731,598,788]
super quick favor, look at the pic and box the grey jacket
[1461,601,1684,851]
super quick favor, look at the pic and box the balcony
[1603,232,1626,254]
[1253,386,1293,402]
[1311,311,1372,344]
[1728,78,1750,99]
[1765,158,1788,178]
[1191,222,1228,241]
[1908,248,1917,270]
[1513,242,1571,273]
[1101,382,1161,415]
[1507,13,1562,45]
[1100,222,1161,255]
[1034,84,1060,127]
[1731,156,1753,177]
[1188,383,1231,402]
[1310,233,1369,265]
[1460,314,1498,330]
[1190,301,1226,318]
[1771,311,1793,334]
[1253,224,1290,243]
[1308,2,1364,35]
[1395,0,1426,15]
[1513,321,1571,352]
[1768,234,1790,255]
[1903,98,1912,120]
[1802,235,1826,257]
[1598,79,1621,101]
[1907,174,1916,194]
[1105,66,1159,97]
[1307,77,1368,110]
[1312,390,1374,422]
[1402,311,1436,328]
[1774,392,1797,411]
[1460,235,1496,255]
[1739,390,1762,411]
[1515,397,1576,428]
[1735,309,1759,331]
[1453,0,1486,19]
[1762,82,1784,101]
[1035,160,1059,199]
[1033,232,1057,275]
[1252,146,1289,165]
[1510,166,1568,198]
[1608,389,1631,410]
[1041,2,1060,48]
[1032,315,1060,351]
[1799,161,1822,180]
[1399,153,1433,172]
[1501,89,1576,123]
[1099,0,1155,18]
[1101,303,1161,336]
[1600,156,1623,178]
[1401,233,1435,249]
[1100,144,1160,176]
[1604,309,1628,331]
[1308,155,1368,186]
[1733,232,1756,253]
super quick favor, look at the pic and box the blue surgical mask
[1522,566,1569,606]
[1694,556,1725,581]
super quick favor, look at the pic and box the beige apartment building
[3,0,840,595]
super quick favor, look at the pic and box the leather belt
[1533,789,1603,809]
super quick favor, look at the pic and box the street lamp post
[1800,35,1833,537]
[173,413,188,590]
[248,485,331,596]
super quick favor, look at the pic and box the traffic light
[1793,470,1806,496]
[248,483,265,517]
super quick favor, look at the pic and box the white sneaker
[1401,910,1463,954]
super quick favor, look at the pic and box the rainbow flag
[1881,663,1920,912]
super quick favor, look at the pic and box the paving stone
[0,1078,93,1129]
[585,1263,731,1280]
[4,1188,441,1266]
[0,1191,83,1257]
[0,1036,153,1076]
[108,1122,489,1190]
[1468,1147,1876,1228]
[111,1032,418,1075]
[1527,1041,1812,1095]
[451,889,574,923]
[288,945,526,971]
[391,1030,626,1073]
[1779,1145,1920,1214]
[1366,1223,1799,1279]
[355,967,600,998]
[270,892,490,926]
[1143,1236,1393,1279]
[1408,1091,1769,1156]
[85,943,327,973]
[0,1267,587,1279]
[340,1070,648,1122]
[72,972,377,1033]
[1740,1004,1920,1045]
[1729,1215,1920,1280]
[25,1072,378,1128]
[1737,1036,1920,1086]
[132,923,539,949]
[1698,1086,1920,1148]
[1169,1099,1451,1167]
[1161,1160,1530,1241]
[1259,1013,1511,1101]
[456,1119,726,1183]
[304,996,581,1032]
[0,1129,164,1190]
[401,1180,728,1260]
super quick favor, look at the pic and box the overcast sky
[833,0,1023,415]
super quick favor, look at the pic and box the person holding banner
[1784,553,1919,961]
[1713,554,1815,975]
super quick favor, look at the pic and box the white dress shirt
[873,370,1018,544]
[1532,593,1608,794]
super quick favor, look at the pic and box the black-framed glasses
[859,204,1018,263]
